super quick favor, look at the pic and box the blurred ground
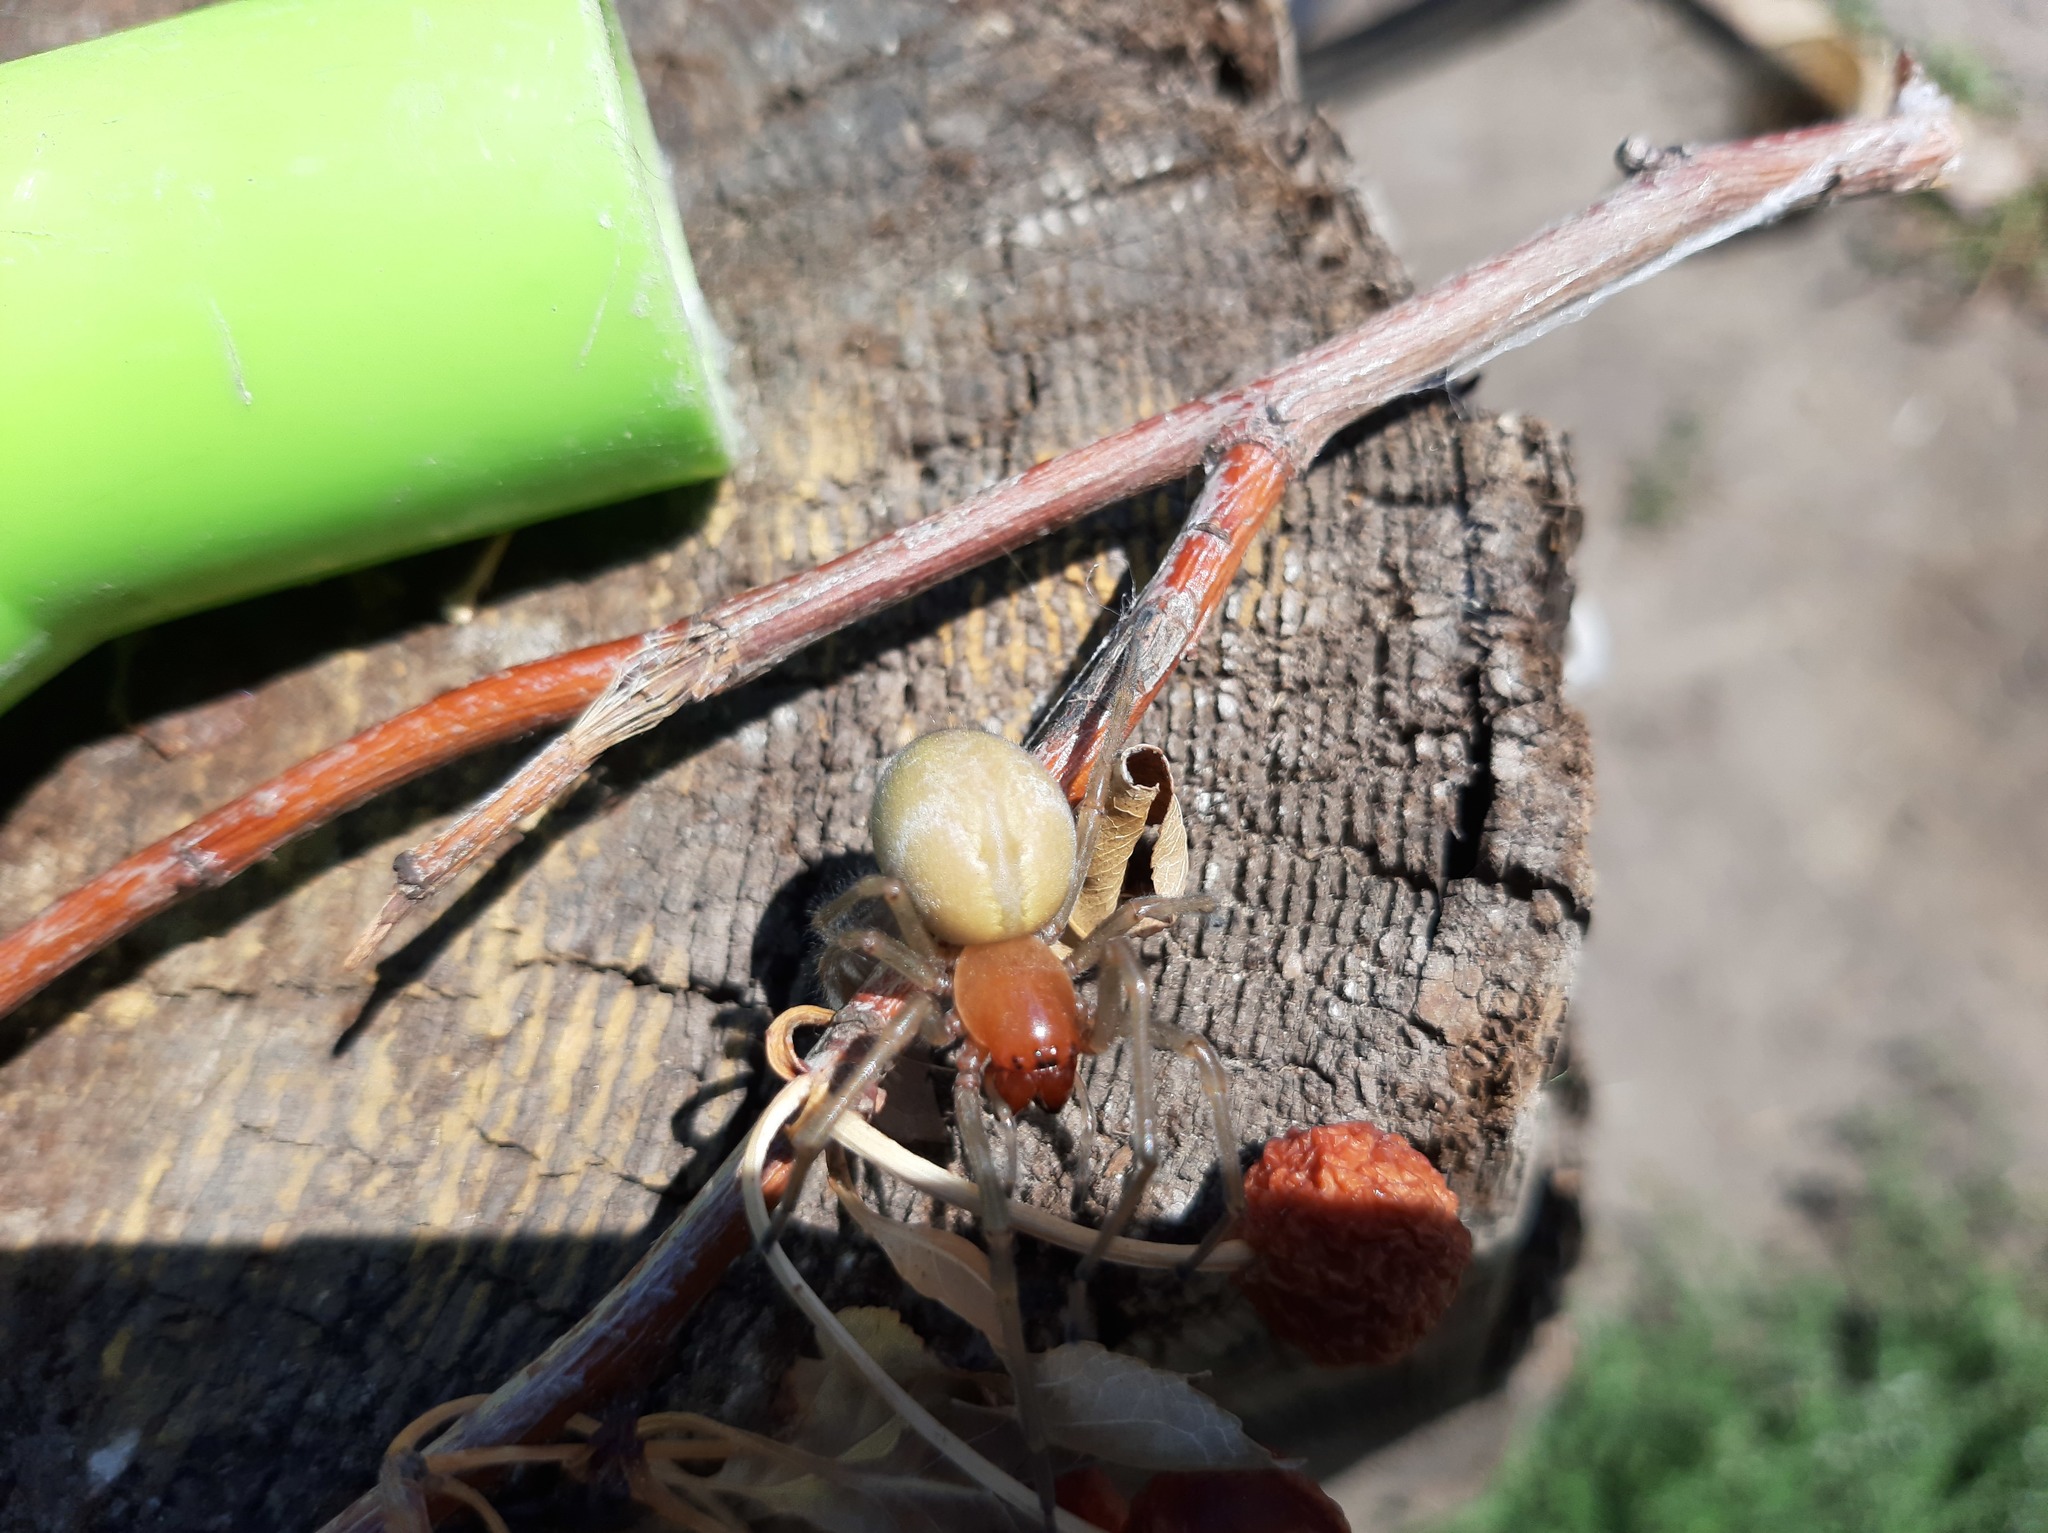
[1307,0,2048,1524]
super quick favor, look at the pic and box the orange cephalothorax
[952,935,1083,1113]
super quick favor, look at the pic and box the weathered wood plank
[0,1,1588,1524]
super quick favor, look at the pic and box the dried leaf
[834,1304,943,1387]
[779,1306,938,1463]
[1035,1342,1271,1471]
[1066,744,1185,939]
[833,1174,1007,1355]
[1147,770,1189,903]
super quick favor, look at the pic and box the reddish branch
[0,644,631,1020]
[1030,439,1291,778]
[0,88,1956,1021]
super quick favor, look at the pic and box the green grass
[1623,411,1704,531]
[1824,5,2012,117]
[1444,1110,2048,1533]
[1920,42,2012,118]
[1940,183,2048,298]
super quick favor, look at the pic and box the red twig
[0,644,631,1021]
[0,90,1957,1020]
[1028,440,1291,780]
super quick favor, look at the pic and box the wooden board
[0,0,1590,1524]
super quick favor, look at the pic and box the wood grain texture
[0,0,1588,1525]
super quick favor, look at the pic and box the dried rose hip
[1057,1466,1131,1532]
[1235,1121,1472,1367]
[1126,1468,1349,1533]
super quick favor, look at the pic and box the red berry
[1126,1469,1349,1533]
[1057,1466,1131,1532]
[1234,1121,1472,1367]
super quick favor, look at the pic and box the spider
[761,715,1248,1482]
[773,719,1244,1254]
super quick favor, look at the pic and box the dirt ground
[1310,0,2048,1522]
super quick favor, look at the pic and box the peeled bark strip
[0,1,1588,1527]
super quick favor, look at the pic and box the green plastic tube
[0,0,732,714]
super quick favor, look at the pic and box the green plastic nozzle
[0,0,733,714]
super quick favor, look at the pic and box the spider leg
[1062,1060,1102,1343]
[1066,1063,1097,1205]
[1073,931,1243,1280]
[819,927,947,994]
[1075,934,1159,1286]
[954,1056,1059,1533]
[993,1097,1020,1193]
[1145,1018,1244,1272]
[1063,893,1217,976]
[764,991,938,1248]
[813,873,939,958]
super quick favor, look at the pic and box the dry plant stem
[1033,441,1289,790]
[830,1112,1253,1271]
[0,96,1954,1017]
[0,642,634,1022]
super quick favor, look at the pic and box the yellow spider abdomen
[868,729,1075,946]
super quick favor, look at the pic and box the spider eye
[868,729,1076,946]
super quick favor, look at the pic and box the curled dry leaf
[769,1004,836,1082]
[1235,1122,1473,1368]
[829,1163,1009,1359]
[1035,1342,1270,1472]
[1066,744,1188,940]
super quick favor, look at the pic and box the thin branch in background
[0,83,1957,1023]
